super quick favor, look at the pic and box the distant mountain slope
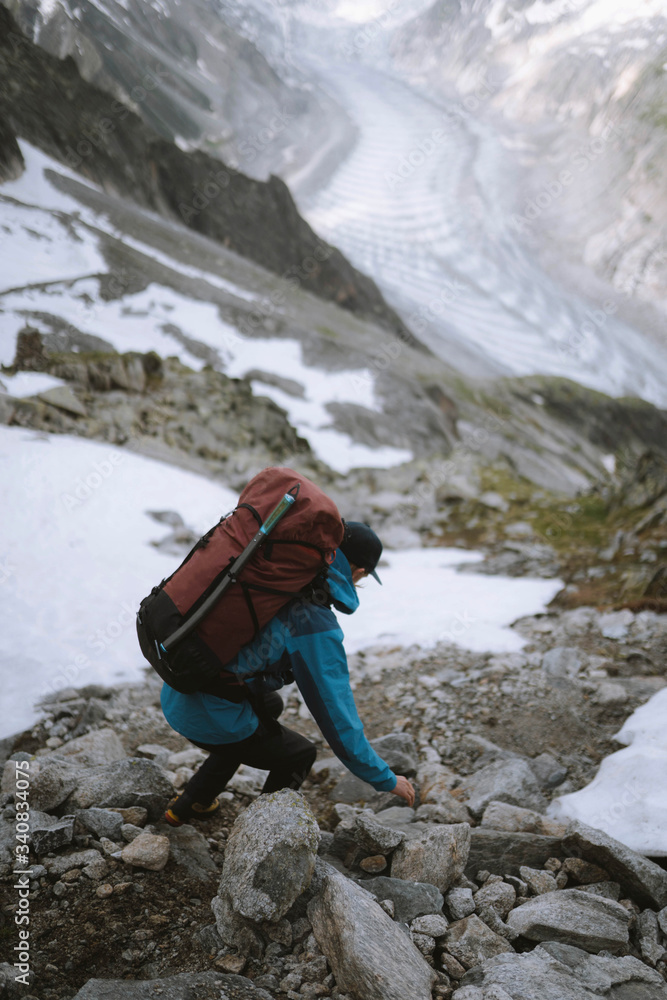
[391,0,667,327]
[0,3,415,343]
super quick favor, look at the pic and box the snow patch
[549,685,667,854]
[0,372,66,398]
[0,428,562,739]
[341,547,563,655]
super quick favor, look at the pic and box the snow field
[0,426,562,739]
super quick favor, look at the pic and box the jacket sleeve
[287,621,397,792]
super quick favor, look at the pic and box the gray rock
[575,881,621,901]
[562,820,667,909]
[308,863,435,1000]
[197,922,224,956]
[329,771,394,809]
[110,806,148,826]
[416,800,472,825]
[66,758,175,821]
[0,817,13,866]
[121,831,170,871]
[443,914,514,969]
[474,880,516,920]
[391,823,471,892]
[453,941,667,999]
[411,913,449,937]
[637,909,665,966]
[519,865,558,895]
[75,807,124,841]
[541,646,586,677]
[214,789,319,930]
[82,857,109,880]
[4,755,83,811]
[136,743,172,765]
[465,829,563,879]
[506,888,631,952]
[29,810,75,854]
[364,876,444,923]
[121,823,143,842]
[0,960,36,996]
[412,931,436,955]
[598,610,634,640]
[71,971,275,998]
[371,805,416,829]
[480,800,565,836]
[44,848,102,877]
[459,759,547,819]
[447,887,476,920]
[370,733,418,777]
[52,728,126,766]
[353,812,405,854]
[529,752,568,789]
[165,824,217,880]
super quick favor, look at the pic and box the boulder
[446,887,476,921]
[75,808,124,841]
[391,823,470,892]
[541,646,586,677]
[52,729,125,766]
[353,812,405,855]
[121,831,170,871]
[506,888,631,952]
[109,806,147,827]
[370,733,418,777]
[415,800,472,825]
[214,790,319,926]
[529,753,568,789]
[481,801,565,837]
[452,941,667,999]
[637,909,665,966]
[561,857,609,885]
[443,914,514,969]
[459,759,547,818]
[364,876,444,923]
[29,810,75,854]
[308,863,435,1000]
[416,762,458,802]
[44,849,102,877]
[66,758,175,820]
[165,824,217,880]
[71,971,275,999]
[519,866,558,895]
[328,771,394,809]
[3,756,83,811]
[411,913,449,937]
[474,880,516,920]
[465,829,563,879]
[562,820,667,909]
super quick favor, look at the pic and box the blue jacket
[160,549,396,792]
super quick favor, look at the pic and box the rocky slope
[1,602,667,999]
[0,3,410,341]
[5,0,343,182]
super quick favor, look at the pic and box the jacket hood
[328,550,360,615]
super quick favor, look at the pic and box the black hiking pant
[179,691,317,807]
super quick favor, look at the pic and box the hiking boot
[164,794,220,827]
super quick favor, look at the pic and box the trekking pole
[158,485,299,657]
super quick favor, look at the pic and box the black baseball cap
[339,521,383,584]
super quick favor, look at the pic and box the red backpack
[136,467,344,694]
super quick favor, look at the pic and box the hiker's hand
[392,775,415,806]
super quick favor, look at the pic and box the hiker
[160,521,416,825]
